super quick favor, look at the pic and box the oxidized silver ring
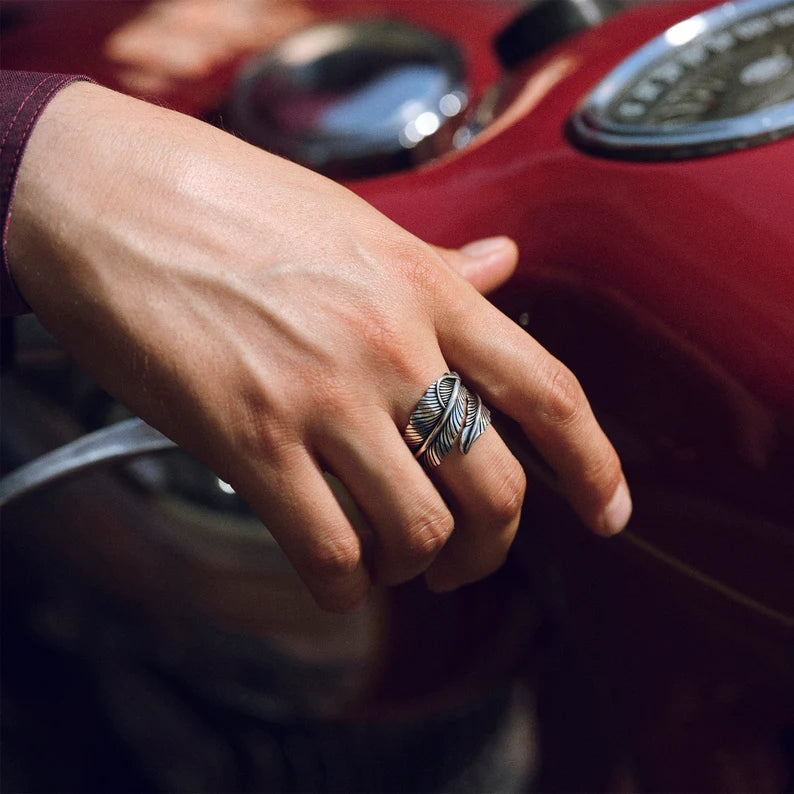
[403,371,492,469]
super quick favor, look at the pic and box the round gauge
[569,0,794,159]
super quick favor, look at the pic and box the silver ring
[403,372,492,469]
[460,389,491,455]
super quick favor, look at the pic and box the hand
[104,0,315,95]
[7,82,631,611]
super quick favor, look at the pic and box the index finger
[436,282,632,537]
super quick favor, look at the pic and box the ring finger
[422,420,526,593]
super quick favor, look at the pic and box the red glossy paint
[0,0,514,116]
[6,0,790,416]
[351,1,794,422]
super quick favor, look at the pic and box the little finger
[236,448,372,613]
[316,414,455,587]
[422,422,526,593]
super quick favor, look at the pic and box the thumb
[434,236,518,295]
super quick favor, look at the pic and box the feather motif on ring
[403,372,461,453]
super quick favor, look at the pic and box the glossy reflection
[224,20,467,177]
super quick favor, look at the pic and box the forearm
[5,79,345,406]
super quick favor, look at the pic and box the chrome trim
[226,20,468,177]
[0,418,175,507]
[569,0,794,159]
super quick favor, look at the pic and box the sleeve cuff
[1,72,96,316]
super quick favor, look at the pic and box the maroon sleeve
[1,71,95,316]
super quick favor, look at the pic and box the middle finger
[421,418,526,593]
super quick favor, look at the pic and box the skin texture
[6,81,631,612]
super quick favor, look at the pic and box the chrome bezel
[569,0,794,159]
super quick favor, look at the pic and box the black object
[495,0,621,69]
[1,318,14,372]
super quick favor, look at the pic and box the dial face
[570,0,794,159]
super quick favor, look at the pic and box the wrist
[2,75,96,316]
[6,81,110,313]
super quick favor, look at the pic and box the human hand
[7,82,631,611]
[104,0,315,96]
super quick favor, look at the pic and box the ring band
[460,389,491,454]
[403,372,492,469]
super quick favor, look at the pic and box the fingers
[318,414,455,587]
[320,414,523,594]
[433,236,518,295]
[307,365,525,595]
[437,289,632,537]
[423,425,526,593]
[235,446,371,613]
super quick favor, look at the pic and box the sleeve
[1,71,95,316]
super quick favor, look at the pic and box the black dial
[570,0,794,159]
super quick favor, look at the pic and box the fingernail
[460,236,511,259]
[601,480,632,536]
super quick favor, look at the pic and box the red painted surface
[351,1,794,422]
[5,0,791,416]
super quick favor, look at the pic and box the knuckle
[537,362,584,426]
[483,460,526,524]
[307,372,378,431]
[232,384,299,461]
[353,310,403,362]
[315,375,356,420]
[402,507,454,561]
[585,446,624,501]
[393,242,455,310]
[302,534,362,580]
[349,298,432,380]
[232,423,298,480]
[397,242,438,291]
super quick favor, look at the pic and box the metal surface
[461,390,491,454]
[569,0,794,158]
[404,371,466,469]
[223,19,467,176]
[0,418,175,507]
[402,372,491,468]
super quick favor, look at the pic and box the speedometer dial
[569,0,794,159]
